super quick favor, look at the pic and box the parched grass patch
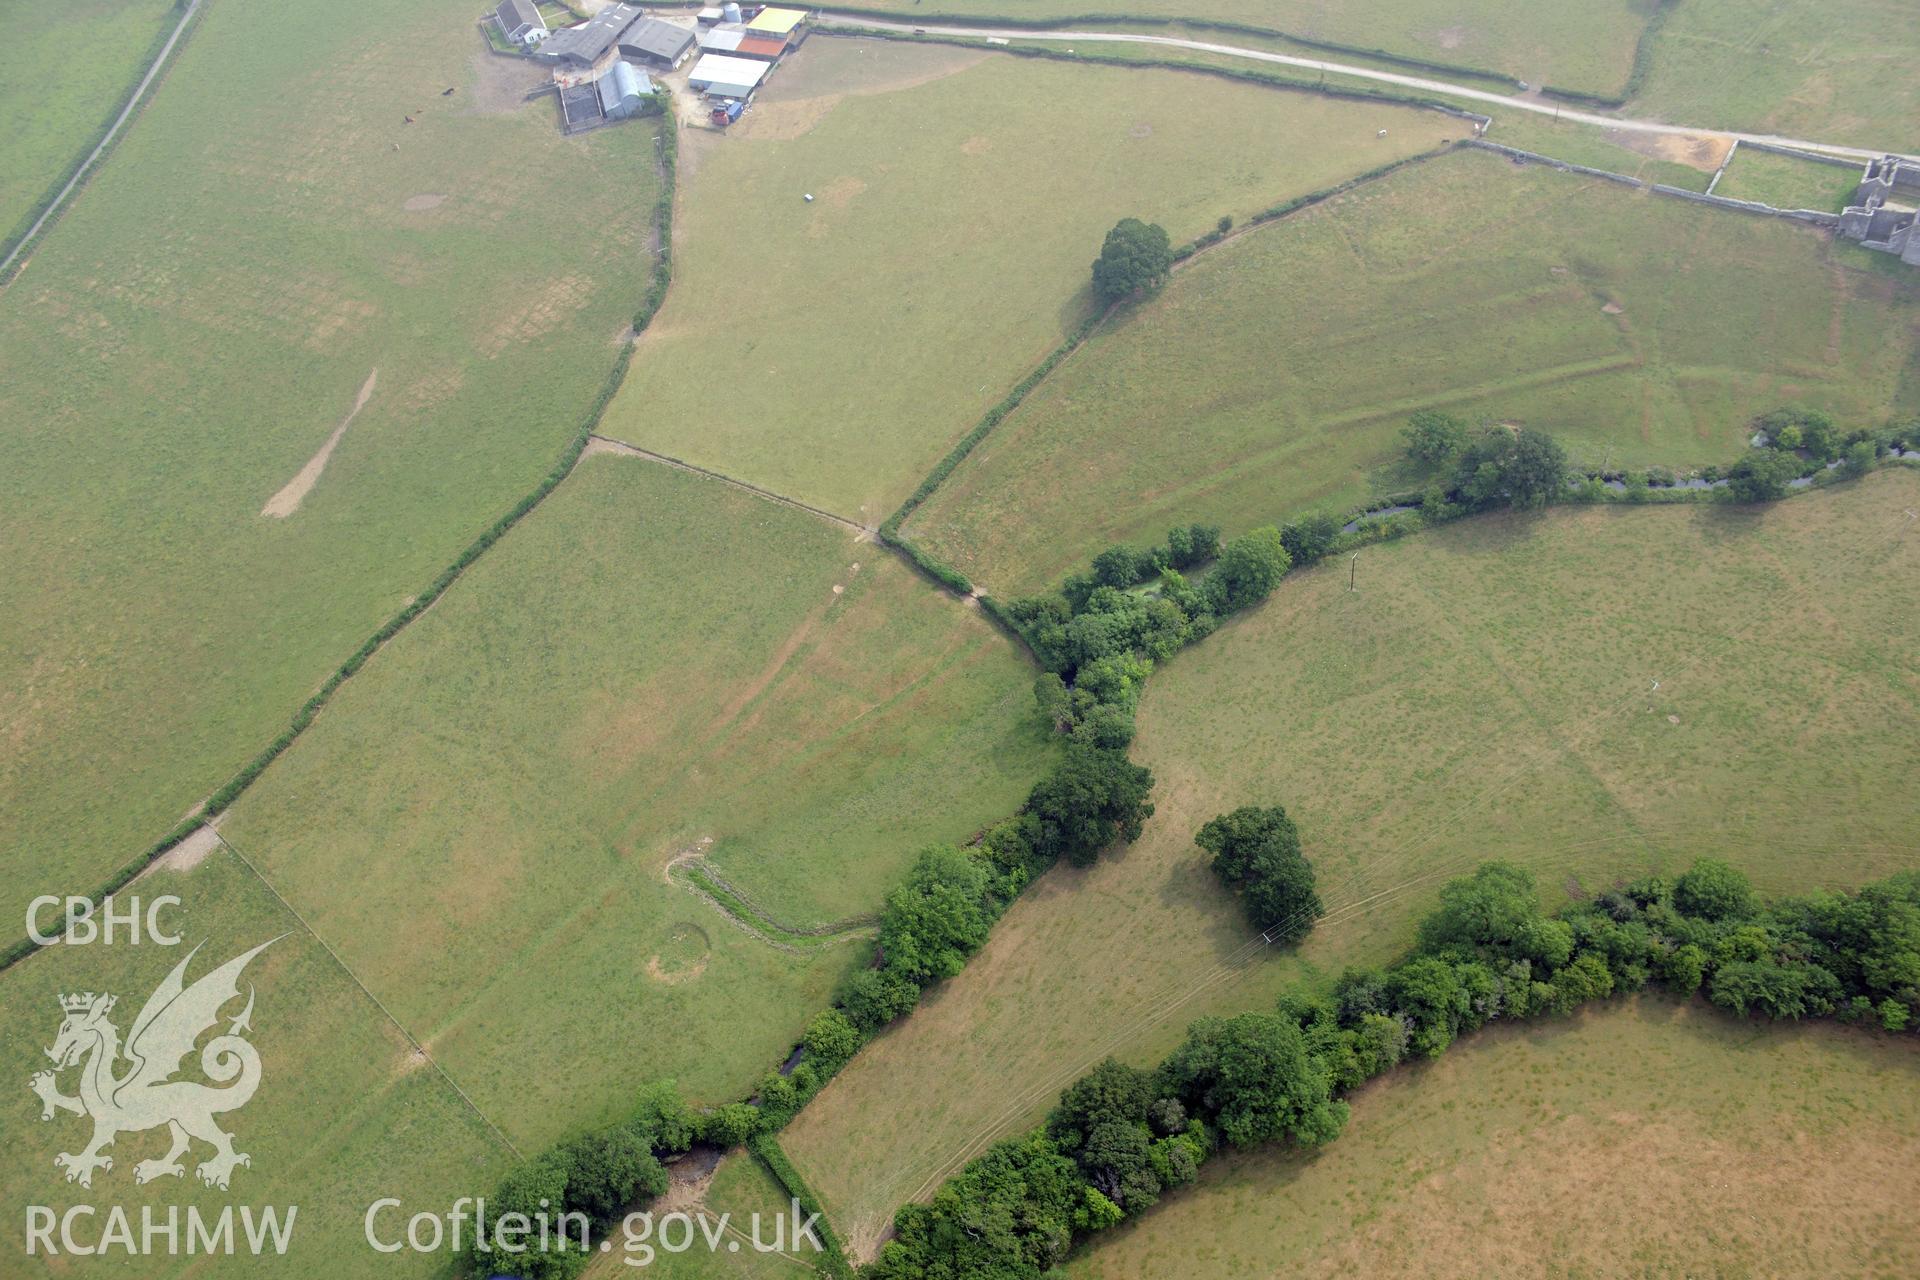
[1714,145,1864,213]
[1066,996,1920,1278]
[0,0,663,927]
[1630,0,1920,150]
[785,472,1920,1255]
[600,39,1469,522]
[906,147,1920,596]
[824,0,1653,98]
[0,0,181,253]
[0,843,509,1279]
[220,457,1054,1146]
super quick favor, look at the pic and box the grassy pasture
[0,0,664,927]
[1631,0,1920,150]
[0,0,182,254]
[1067,996,1920,1278]
[1715,145,1865,213]
[906,147,1920,596]
[218,455,1053,1145]
[785,471,1920,1254]
[599,38,1469,522]
[0,841,509,1278]
[824,0,1653,98]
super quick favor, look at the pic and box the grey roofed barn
[541,1,641,68]
[618,17,697,68]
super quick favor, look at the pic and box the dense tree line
[866,860,1920,1279]
[1400,407,1915,512]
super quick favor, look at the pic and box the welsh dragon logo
[28,938,279,1191]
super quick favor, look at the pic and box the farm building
[735,34,788,60]
[698,22,748,54]
[1838,155,1920,266]
[541,1,639,72]
[688,52,770,98]
[618,17,696,70]
[494,0,547,47]
[746,6,807,37]
[598,60,655,118]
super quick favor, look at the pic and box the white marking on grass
[261,368,378,518]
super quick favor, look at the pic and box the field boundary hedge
[0,119,682,975]
[1,0,205,285]
[750,1134,855,1278]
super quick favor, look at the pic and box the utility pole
[1348,553,1358,593]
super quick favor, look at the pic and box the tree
[1673,858,1754,921]
[871,1134,1087,1280]
[801,1009,863,1076]
[877,846,997,983]
[1047,1058,1154,1153]
[1205,526,1290,613]
[1402,410,1469,465]
[1091,218,1172,301]
[1501,428,1569,508]
[1165,523,1221,569]
[1453,427,1567,509]
[561,1127,667,1221]
[1416,861,1572,969]
[837,965,920,1032]
[1027,744,1155,867]
[1157,1013,1346,1149]
[1725,449,1800,503]
[1278,512,1342,567]
[1193,805,1322,941]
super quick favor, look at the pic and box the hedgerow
[865,860,1920,1278]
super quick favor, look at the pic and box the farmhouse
[494,0,547,47]
[1838,155,1920,265]
[688,52,771,99]
[540,1,640,72]
[619,17,697,71]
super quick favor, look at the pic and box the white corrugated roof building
[687,52,770,97]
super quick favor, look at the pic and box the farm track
[0,0,206,282]
[813,14,1920,163]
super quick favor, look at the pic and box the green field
[1067,996,1920,1277]
[0,0,182,254]
[1632,0,1920,150]
[0,841,509,1278]
[0,0,664,927]
[906,147,1920,595]
[598,38,1469,522]
[786,471,1920,1254]
[217,454,1053,1143]
[824,0,1653,98]
[1715,144,1867,212]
